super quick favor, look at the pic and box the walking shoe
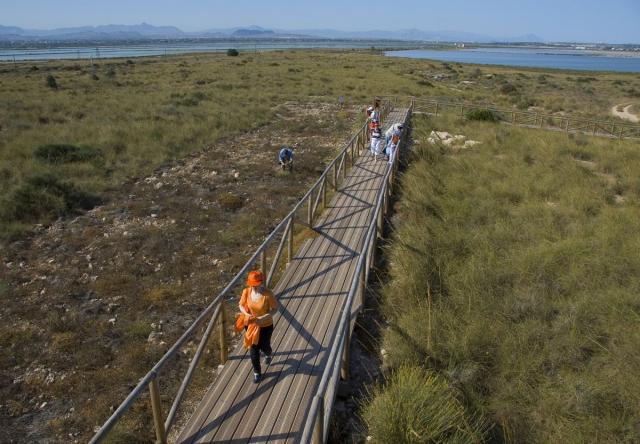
[253,373,261,384]
[264,354,272,365]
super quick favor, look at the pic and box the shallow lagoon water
[386,47,640,73]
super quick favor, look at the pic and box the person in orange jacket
[238,270,278,383]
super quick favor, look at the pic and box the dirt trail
[611,103,639,123]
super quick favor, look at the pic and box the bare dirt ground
[611,103,640,123]
[0,102,360,443]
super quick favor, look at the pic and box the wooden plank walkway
[177,108,410,444]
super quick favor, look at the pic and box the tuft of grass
[1,174,102,222]
[46,74,58,89]
[465,109,499,122]
[363,366,486,443]
[218,192,244,211]
[34,144,103,164]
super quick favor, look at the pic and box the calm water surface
[0,40,412,61]
[386,47,640,73]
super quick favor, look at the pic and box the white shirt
[385,123,403,138]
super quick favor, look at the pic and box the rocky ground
[0,102,360,443]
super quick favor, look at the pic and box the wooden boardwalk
[176,108,410,444]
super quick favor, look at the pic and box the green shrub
[363,366,486,443]
[1,174,102,222]
[500,82,517,95]
[46,74,58,89]
[227,48,239,57]
[465,109,499,122]
[34,144,103,164]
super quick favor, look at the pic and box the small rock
[108,318,117,326]
[154,182,164,190]
[147,331,163,344]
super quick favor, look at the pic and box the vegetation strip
[364,113,640,443]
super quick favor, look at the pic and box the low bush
[34,144,103,164]
[363,366,486,443]
[226,48,239,57]
[500,82,518,95]
[46,74,58,89]
[465,108,499,122]
[218,192,244,211]
[1,174,102,222]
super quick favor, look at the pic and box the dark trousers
[249,325,273,375]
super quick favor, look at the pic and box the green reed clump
[363,366,486,444]
[370,114,640,443]
[1,174,102,222]
[465,109,499,122]
[34,144,103,164]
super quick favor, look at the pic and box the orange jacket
[238,287,277,348]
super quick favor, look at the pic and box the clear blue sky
[2,0,639,43]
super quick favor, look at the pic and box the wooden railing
[299,104,413,444]
[382,96,640,140]
[88,99,394,444]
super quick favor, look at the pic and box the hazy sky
[2,0,639,43]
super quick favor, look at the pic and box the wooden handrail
[396,96,640,140]
[300,106,412,444]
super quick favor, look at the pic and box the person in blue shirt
[278,146,295,170]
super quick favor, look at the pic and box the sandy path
[611,104,639,123]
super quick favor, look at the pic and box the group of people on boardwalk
[367,104,403,163]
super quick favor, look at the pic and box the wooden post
[149,378,168,444]
[333,163,338,190]
[307,193,313,226]
[592,122,597,136]
[312,396,324,444]
[351,140,355,165]
[341,331,350,380]
[218,304,228,363]
[342,153,346,179]
[565,119,570,133]
[287,218,294,265]
[460,105,464,118]
[359,265,366,312]
[512,111,516,124]
[322,176,327,209]
[540,114,544,128]
[434,102,439,117]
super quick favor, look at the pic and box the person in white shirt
[370,127,383,160]
[384,123,404,146]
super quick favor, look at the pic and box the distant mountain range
[0,23,545,43]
